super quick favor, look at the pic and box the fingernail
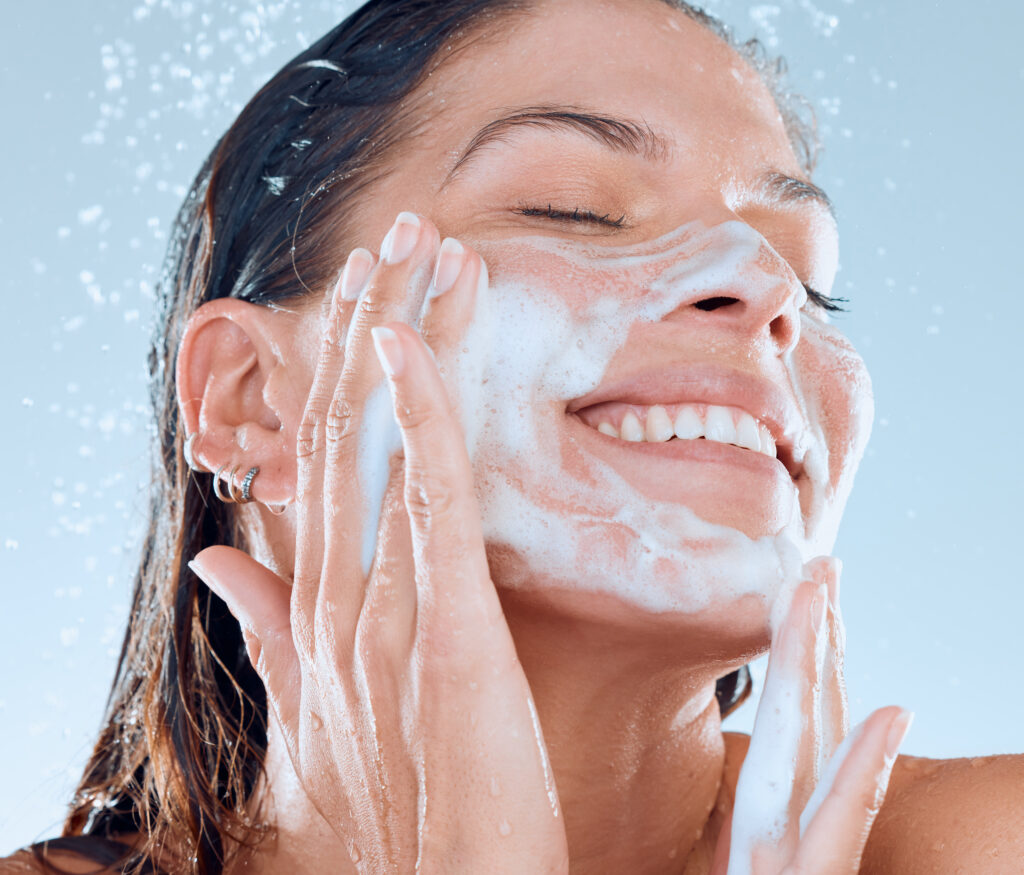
[188,558,219,595]
[381,211,421,264]
[371,325,405,377]
[885,709,914,759]
[428,237,465,298]
[338,248,374,301]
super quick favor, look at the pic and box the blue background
[2,0,1022,852]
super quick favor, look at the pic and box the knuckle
[326,395,357,442]
[404,471,458,523]
[357,287,389,317]
[296,409,323,460]
[394,399,436,432]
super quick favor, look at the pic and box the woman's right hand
[190,213,570,874]
[711,559,913,875]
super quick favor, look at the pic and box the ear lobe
[176,298,298,505]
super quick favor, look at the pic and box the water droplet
[490,776,501,797]
[498,819,512,837]
[309,712,323,731]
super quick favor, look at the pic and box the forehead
[416,0,800,180]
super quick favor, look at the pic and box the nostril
[769,313,795,346]
[694,296,740,312]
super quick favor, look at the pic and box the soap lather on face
[355,0,871,644]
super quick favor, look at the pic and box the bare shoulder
[861,752,1024,873]
[722,733,1024,873]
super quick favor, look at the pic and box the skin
[5,1,1022,873]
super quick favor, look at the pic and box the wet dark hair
[28,1,813,872]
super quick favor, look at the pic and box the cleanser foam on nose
[356,217,835,612]
[443,220,809,615]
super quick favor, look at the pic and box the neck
[502,591,730,874]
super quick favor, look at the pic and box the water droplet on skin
[309,712,323,731]
[498,819,512,837]
[490,776,501,797]
[350,845,362,863]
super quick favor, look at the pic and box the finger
[728,576,828,873]
[291,248,375,654]
[318,212,440,650]
[357,456,417,661]
[812,556,849,764]
[418,239,492,445]
[370,321,509,667]
[190,546,301,735]
[790,706,912,874]
[419,237,487,351]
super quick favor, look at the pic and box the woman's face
[327,0,872,632]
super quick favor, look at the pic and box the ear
[176,298,306,506]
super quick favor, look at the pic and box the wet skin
[45,0,1014,874]
[193,0,876,871]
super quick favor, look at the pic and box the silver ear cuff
[213,464,260,504]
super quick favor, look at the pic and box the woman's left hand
[711,558,913,875]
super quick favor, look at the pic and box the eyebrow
[440,104,837,220]
[756,170,837,221]
[441,105,672,188]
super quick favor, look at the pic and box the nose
[664,220,806,356]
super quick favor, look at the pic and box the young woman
[5,0,1022,872]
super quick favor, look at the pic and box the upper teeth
[589,403,777,458]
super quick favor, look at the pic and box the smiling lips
[576,401,777,459]
[567,365,806,480]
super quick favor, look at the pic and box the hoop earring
[183,434,208,473]
[213,465,231,503]
[225,465,243,503]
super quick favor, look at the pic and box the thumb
[189,545,301,730]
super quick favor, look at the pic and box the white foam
[357,381,402,575]
[434,219,832,615]
[351,214,872,865]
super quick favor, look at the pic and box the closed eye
[515,203,627,229]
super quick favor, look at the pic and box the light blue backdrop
[2,0,1022,854]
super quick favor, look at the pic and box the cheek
[480,239,660,316]
[797,323,874,500]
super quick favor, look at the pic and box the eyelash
[803,285,849,314]
[516,203,627,228]
[516,203,849,314]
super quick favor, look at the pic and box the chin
[488,544,776,659]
